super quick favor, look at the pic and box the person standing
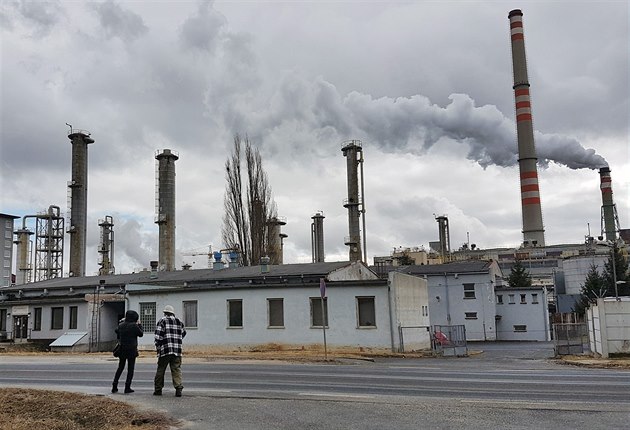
[112,309,143,394]
[153,304,187,397]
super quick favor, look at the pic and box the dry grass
[0,389,179,430]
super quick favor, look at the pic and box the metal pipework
[311,212,325,263]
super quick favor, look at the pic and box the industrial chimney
[342,140,366,262]
[155,149,178,271]
[599,167,619,242]
[311,211,325,263]
[67,128,94,276]
[267,216,287,265]
[435,215,451,263]
[98,215,115,275]
[508,9,545,247]
[14,222,33,285]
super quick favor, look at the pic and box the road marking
[298,392,374,399]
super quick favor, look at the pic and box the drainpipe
[444,273,451,325]
[387,276,396,352]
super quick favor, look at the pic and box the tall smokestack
[311,212,325,263]
[155,149,178,271]
[67,128,94,276]
[98,215,115,275]
[599,167,619,242]
[508,9,545,247]
[267,216,287,265]
[342,140,364,262]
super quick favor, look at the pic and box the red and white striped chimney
[599,167,618,242]
[508,9,545,247]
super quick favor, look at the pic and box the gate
[553,323,589,355]
[432,325,467,356]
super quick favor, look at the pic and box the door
[13,316,28,339]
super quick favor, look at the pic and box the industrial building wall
[0,215,17,287]
[495,287,550,341]
[127,283,399,350]
[587,298,630,358]
[388,271,430,351]
[561,255,608,295]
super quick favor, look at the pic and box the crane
[181,245,213,269]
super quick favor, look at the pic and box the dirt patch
[0,388,179,430]
[557,354,630,369]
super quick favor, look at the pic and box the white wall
[587,297,630,357]
[128,283,397,350]
[389,272,430,351]
[495,287,550,341]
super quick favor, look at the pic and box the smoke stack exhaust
[155,149,178,271]
[599,167,619,242]
[342,140,365,262]
[67,129,94,276]
[311,211,325,263]
[508,9,545,247]
[267,216,287,265]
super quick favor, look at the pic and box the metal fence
[432,325,467,357]
[553,322,589,355]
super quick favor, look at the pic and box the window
[520,294,527,304]
[0,309,6,331]
[267,298,284,327]
[357,296,376,327]
[310,297,328,328]
[465,312,478,320]
[514,325,527,332]
[463,283,476,299]
[51,307,64,330]
[69,306,78,329]
[227,300,243,328]
[531,293,539,304]
[33,308,42,331]
[508,294,515,304]
[183,301,198,328]
[421,305,428,317]
[497,294,503,304]
[139,302,156,329]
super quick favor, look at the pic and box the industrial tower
[599,167,620,242]
[67,128,94,276]
[311,211,325,263]
[267,216,287,265]
[155,149,179,271]
[342,140,366,263]
[98,215,115,275]
[508,9,545,247]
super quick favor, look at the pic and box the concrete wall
[495,287,550,341]
[389,272,430,352]
[587,297,630,358]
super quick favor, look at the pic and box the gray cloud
[179,0,227,52]
[92,0,147,42]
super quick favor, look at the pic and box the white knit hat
[163,305,175,314]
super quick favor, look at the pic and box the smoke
[238,73,607,170]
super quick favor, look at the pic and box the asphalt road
[1,343,629,429]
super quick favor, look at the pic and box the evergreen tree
[573,264,606,315]
[602,245,629,297]
[507,259,532,288]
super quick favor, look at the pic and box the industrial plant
[1,9,627,357]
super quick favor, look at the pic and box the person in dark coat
[112,309,143,394]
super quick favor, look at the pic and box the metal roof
[49,331,88,347]
[396,260,495,276]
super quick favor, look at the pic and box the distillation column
[508,9,545,247]
[155,149,178,271]
[98,215,115,275]
[311,212,325,263]
[267,216,287,265]
[67,129,94,276]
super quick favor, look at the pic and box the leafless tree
[222,134,277,266]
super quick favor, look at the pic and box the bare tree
[222,134,277,266]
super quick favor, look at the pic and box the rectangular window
[183,301,198,328]
[357,296,376,327]
[310,297,328,328]
[465,312,478,319]
[520,294,527,304]
[508,294,515,304]
[531,293,539,304]
[4,230,11,239]
[228,299,243,328]
[463,283,476,299]
[514,325,527,332]
[139,302,157,329]
[51,307,64,330]
[497,294,503,304]
[0,309,6,331]
[33,308,42,331]
[421,305,428,317]
[69,306,78,329]
[267,298,284,327]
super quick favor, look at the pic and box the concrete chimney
[67,129,94,276]
[508,9,545,247]
[98,215,114,275]
[599,167,619,242]
[155,149,178,271]
[311,212,325,263]
[342,140,364,262]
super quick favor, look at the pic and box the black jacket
[115,321,144,358]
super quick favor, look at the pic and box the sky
[1,0,628,276]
